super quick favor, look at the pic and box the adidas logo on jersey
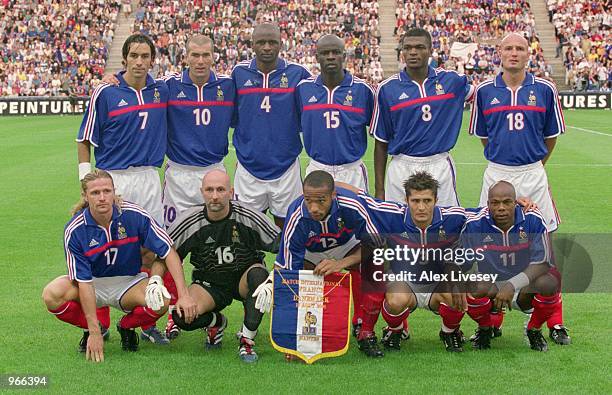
[308,96,318,103]
[483,235,493,243]
[89,239,99,247]
[244,80,253,87]
[117,99,128,107]
[400,232,409,238]
[490,97,500,105]
[308,231,317,238]
[177,91,187,99]
[399,92,409,100]
[205,236,215,244]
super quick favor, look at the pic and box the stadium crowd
[548,0,610,91]
[131,0,384,84]
[0,0,121,97]
[1,0,608,96]
[395,0,553,86]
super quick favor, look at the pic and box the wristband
[78,162,92,180]
[508,272,530,290]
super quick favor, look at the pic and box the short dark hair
[403,171,439,198]
[402,28,432,49]
[303,171,334,193]
[122,34,156,61]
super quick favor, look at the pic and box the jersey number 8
[421,104,432,122]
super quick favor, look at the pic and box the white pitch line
[567,125,612,137]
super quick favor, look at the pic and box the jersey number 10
[193,108,212,126]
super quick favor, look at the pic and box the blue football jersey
[371,66,473,157]
[64,202,173,281]
[276,187,380,270]
[359,192,467,284]
[469,73,565,165]
[296,72,374,165]
[76,72,168,170]
[460,205,551,280]
[231,58,311,180]
[165,69,235,167]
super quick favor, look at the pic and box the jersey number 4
[215,246,234,265]
[260,96,271,113]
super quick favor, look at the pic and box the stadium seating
[548,0,610,91]
[131,0,384,84]
[0,0,121,97]
[394,0,553,86]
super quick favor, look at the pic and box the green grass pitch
[0,110,610,393]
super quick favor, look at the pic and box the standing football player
[231,23,311,228]
[372,28,474,205]
[469,33,569,345]
[296,34,374,190]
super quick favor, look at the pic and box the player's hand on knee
[145,275,171,311]
[494,283,515,311]
[175,295,197,324]
[86,332,104,363]
[451,291,468,312]
[253,271,274,313]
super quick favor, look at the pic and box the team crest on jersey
[177,91,187,99]
[343,91,353,106]
[89,238,99,247]
[279,73,289,88]
[153,88,161,103]
[438,227,446,241]
[528,91,537,106]
[519,227,528,242]
[435,81,445,95]
[232,225,240,243]
[337,217,345,230]
[302,311,318,336]
[117,224,127,240]
[117,99,128,107]
[216,86,224,101]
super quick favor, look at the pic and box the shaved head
[201,169,233,218]
[500,32,529,47]
[488,181,516,201]
[316,34,344,51]
[253,23,280,40]
[202,169,231,190]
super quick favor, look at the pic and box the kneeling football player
[461,181,562,351]
[42,170,196,362]
[168,170,280,363]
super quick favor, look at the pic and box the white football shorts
[305,159,369,191]
[93,272,148,312]
[107,166,164,226]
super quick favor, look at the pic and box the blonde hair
[70,169,123,216]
